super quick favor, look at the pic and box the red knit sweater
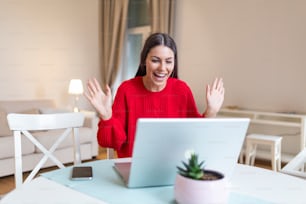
[97,77,203,157]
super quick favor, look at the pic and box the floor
[0,150,276,197]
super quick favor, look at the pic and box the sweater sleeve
[96,83,128,150]
[97,117,127,150]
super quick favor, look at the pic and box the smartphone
[71,166,93,180]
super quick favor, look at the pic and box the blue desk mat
[41,160,273,204]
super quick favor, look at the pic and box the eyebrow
[151,56,174,60]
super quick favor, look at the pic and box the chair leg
[271,144,277,171]
[245,144,250,165]
[14,132,23,189]
[239,150,244,163]
[276,141,282,171]
[250,144,257,166]
[277,158,281,171]
[245,143,256,165]
[73,128,81,165]
[271,159,276,171]
[250,152,256,166]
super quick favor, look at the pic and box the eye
[166,60,173,64]
[151,58,160,63]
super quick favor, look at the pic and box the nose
[159,61,167,71]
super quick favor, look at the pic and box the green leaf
[182,161,192,171]
[177,152,206,180]
[198,161,205,168]
[177,166,187,173]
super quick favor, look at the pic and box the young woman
[85,33,225,158]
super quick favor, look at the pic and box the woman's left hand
[204,78,225,117]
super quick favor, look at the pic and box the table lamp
[68,79,84,112]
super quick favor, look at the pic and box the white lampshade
[68,79,84,95]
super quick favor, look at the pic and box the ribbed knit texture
[98,77,203,157]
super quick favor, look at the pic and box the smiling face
[142,45,175,92]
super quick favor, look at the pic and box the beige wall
[0,0,101,110]
[175,0,306,114]
[1,0,306,114]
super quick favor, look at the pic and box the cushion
[39,108,70,114]
[33,127,93,153]
[0,109,12,136]
[18,108,40,114]
[5,108,41,134]
[0,136,35,158]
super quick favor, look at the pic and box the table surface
[0,175,106,204]
[2,158,306,204]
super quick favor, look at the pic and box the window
[125,26,151,79]
[113,0,151,92]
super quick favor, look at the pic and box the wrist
[99,110,112,120]
[204,109,217,118]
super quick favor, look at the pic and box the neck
[142,76,166,92]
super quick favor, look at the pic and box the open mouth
[153,72,167,81]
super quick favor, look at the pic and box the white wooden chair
[7,112,84,188]
[281,148,306,179]
[245,134,282,171]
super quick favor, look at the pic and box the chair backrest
[7,112,85,188]
[7,112,84,131]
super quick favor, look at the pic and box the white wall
[175,0,306,114]
[2,0,306,115]
[0,0,101,110]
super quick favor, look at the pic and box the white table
[0,176,106,204]
[231,164,306,203]
[2,159,306,204]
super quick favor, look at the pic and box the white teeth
[155,73,166,77]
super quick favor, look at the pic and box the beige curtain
[150,0,175,36]
[100,0,129,87]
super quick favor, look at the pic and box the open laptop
[114,118,250,188]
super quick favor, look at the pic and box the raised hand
[84,78,113,120]
[204,78,225,117]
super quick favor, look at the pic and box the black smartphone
[71,166,93,180]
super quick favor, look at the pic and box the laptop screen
[115,118,250,188]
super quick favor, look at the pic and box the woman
[85,33,224,158]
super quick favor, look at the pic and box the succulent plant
[177,153,205,180]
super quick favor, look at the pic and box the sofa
[0,99,99,177]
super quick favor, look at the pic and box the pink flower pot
[174,170,229,204]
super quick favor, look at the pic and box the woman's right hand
[84,78,112,120]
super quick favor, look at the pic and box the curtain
[150,0,175,36]
[100,0,129,87]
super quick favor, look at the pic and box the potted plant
[174,153,229,204]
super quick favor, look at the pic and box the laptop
[114,118,250,188]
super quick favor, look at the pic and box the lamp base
[72,95,80,112]
[73,107,79,112]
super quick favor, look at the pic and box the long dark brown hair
[135,33,178,78]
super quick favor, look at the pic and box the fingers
[87,78,100,94]
[206,84,210,98]
[105,84,111,97]
[216,78,223,91]
[211,78,217,90]
[211,78,223,90]
[86,78,105,97]
[208,77,224,94]
[93,78,102,93]
[205,78,225,117]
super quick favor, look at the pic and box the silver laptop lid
[126,118,250,188]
